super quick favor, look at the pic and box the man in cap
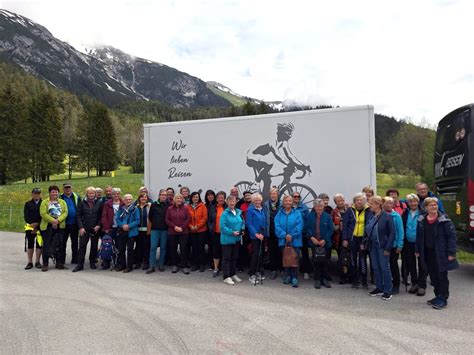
[60,182,81,265]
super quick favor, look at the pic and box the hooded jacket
[187,202,208,233]
[219,208,245,245]
[275,207,303,247]
[246,204,267,240]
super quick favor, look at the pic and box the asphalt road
[1,231,474,354]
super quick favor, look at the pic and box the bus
[434,104,474,250]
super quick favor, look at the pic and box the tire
[279,183,318,210]
[233,181,258,196]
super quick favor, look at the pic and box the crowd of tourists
[23,182,458,310]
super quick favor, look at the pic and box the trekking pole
[256,238,263,286]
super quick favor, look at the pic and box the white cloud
[1,0,473,124]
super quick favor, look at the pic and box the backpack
[98,234,114,262]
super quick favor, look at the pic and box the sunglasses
[293,195,301,198]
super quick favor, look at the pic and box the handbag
[282,242,299,268]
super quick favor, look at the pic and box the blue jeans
[370,245,392,294]
[150,230,168,267]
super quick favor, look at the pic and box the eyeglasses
[293,195,300,198]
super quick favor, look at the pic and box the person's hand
[396,248,401,254]
[342,240,348,248]
[320,239,326,247]
[175,226,183,233]
[334,225,340,231]
[448,255,456,261]
[285,234,292,242]
[79,228,86,236]
[233,231,241,236]
[52,219,59,226]
[105,229,111,234]
[123,224,130,232]
[383,250,390,256]
[256,233,264,240]
[415,252,420,258]
[310,236,318,245]
[93,225,100,233]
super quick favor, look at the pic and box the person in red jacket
[187,191,208,272]
[165,193,190,274]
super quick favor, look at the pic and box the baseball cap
[31,188,41,194]
[63,183,72,188]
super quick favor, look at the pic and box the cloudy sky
[1,0,473,124]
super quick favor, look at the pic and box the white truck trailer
[144,105,376,208]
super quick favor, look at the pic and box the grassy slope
[206,83,248,106]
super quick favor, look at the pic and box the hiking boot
[123,268,133,273]
[382,293,393,301]
[158,265,165,272]
[90,263,97,270]
[182,268,190,275]
[432,298,447,310]
[232,275,242,283]
[427,297,439,306]
[72,265,83,273]
[223,277,235,285]
[199,265,206,272]
[55,264,65,270]
[171,266,179,273]
[369,288,383,297]
[35,262,42,269]
[25,263,33,270]
[270,270,278,280]
[416,288,426,297]
[249,275,259,285]
[303,273,310,280]
[191,265,199,272]
[41,265,48,272]
[314,280,321,289]
[408,285,419,294]
[291,278,299,288]
[146,267,156,274]
[322,279,332,288]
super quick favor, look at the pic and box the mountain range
[0,8,271,109]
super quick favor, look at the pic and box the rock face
[0,9,230,108]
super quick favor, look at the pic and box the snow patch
[105,82,116,92]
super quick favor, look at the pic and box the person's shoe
[408,285,419,294]
[249,275,260,284]
[361,282,369,290]
[391,287,399,295]
[199,265,206,272]
[291,278,299,288]
[35,262,42,269]
[314,280,321,289]
[256,272,265,281]
[133,263,141,270]
[183,268,190,275]
[123,268,133,273]
[303,273,310,280]
[212,269,219,277]
[352,282,360,289]
[146,267,155,274]
[432,299,448,310]
[41,265,48,272]
[417,288,426,297]
[191,265,199,272]
[72,265,83,273]
[382,293,393,301]
[283,275,292,284]
[90,263,97,270]
[427,297,439,306]
[25,263,33,270]
[55,264,65,270]
[369,288,383,297]
[223,277,235,285]
[232,275,242,283]
[270,270,277,280]
[115,266,125,272]
[171,266,179,273]
[322,279,332,288]
[158,265,165,272]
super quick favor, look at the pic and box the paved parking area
[1,231,474,354]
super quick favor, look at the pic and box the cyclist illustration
[235,122,316,207]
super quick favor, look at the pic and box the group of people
[23,181,458,310]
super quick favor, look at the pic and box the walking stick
[256,238,263,286]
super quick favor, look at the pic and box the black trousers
[425,248,450,300]
[77,230,99,266]
[136,231,150,267]
[212,232,222,260]
[402,241,427,288]
[299,237,312,273]
[249,239,264,276]
[62,223,79,263]
[41,226,63,266]
[222,244,239,279]
[312,249,330,281]
[350,238,368,284]
[190,232,207,267]
[204,231,213,266]
[268,231,282,271]
[168,234,189,268]
[237,232,250,270]
[389,249,401,289]
[126,236,139,269]
[116,229,128,269]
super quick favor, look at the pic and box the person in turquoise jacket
[115,194,140,272]
[219,195,245,285]
[306,199,334,289]
[383,196,404,294]
[275,195,303,287]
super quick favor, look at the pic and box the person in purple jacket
[165,193,190,274]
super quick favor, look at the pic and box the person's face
[383,200,394,212]
[369,200,381,213]
[167,190,174,199]
[159,191,167,203]
[253,197,262,208]
[283,197,293,209]
[181,189,189,198]
[63,186,72,195]
[292,193,301,205]
[227,198,237,209]
[139,195,148,204]
[365,191,373,199]
[230,188,238,198]
[426,202,438,215]
[124,196,133,206]
[175,196,183,206]
[32,192,41,201]
[408,199,419,210]
[96,191,102,198]
[270,190,278,202]
[87,190,96,200]
[105,187,112,197]
[192,194,199,204]
[49,189,59,200]
[388,192,399,202]
[244,193,252,202]
[315,204,324,215]
[334,197,345,209]
[322,198,329,206]
[207,193,215,202]
[354,197,365,209]
[416,185,428,198]
[217,194,225,205]
[112,191,120,200]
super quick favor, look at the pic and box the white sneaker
[231,275,242,283]
[223,277,235,285]
[303,273,310,280]
[256,272,266,280]
[249,275,260,284]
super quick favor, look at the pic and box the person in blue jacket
[246,193,267,285]
[415,197,458,310]
[383,196,404,294]
[115,194,140,272]
[292,192,311,280]
[365,196,395,301]
[307,199,334,289]
[275,195,303,288]
[219,195,245,285]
